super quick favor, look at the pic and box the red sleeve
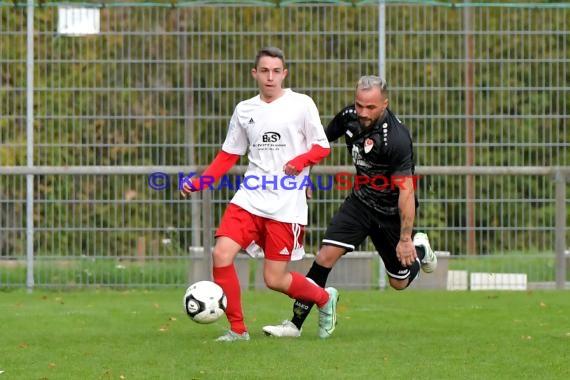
[286,144,331,172]
[189,150,240,191]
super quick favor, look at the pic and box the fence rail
[2,166,570,176]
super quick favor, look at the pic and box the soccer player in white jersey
[181,47,339,342]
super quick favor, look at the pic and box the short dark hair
[254,46,286,68]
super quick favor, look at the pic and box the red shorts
[215,203,305,261]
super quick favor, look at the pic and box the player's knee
[264,281,280,292]
[388,278,408,290]
[211,246,235,267]
[211,246,225,261]
[315,246,344,267]
[263,274,284,292]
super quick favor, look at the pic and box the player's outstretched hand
[283,163,300,176]
[180,179,197,199]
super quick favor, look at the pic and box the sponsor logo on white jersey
[262,131,281,143]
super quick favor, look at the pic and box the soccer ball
[183,280,227,324]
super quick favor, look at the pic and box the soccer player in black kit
[263,75,437,339]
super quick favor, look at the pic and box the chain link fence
[1,1,569,289]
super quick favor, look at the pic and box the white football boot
[262,320,301,338]
[215,330,250,342]
[414,232,437,273]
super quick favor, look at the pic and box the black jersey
[326,105,417,215]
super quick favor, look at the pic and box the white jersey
[221,89,329,225]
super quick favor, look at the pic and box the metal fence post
[25,0,35,293]
[554,169,567,289]
[202,190,213,280]
[187,191,213,284]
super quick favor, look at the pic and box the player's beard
[359,109,386,129]
[359,117,375,129]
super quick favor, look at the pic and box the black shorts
[322,195,413,280]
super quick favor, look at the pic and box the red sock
[213,264,247,334]
[286,272,329,308]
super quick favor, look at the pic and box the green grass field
[2,289,569,380]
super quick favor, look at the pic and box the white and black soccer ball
[183,280,227,324]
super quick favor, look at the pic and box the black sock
[306,261,331,288]
[291,262,331,330]
[416,245,426,261]
[406,259,421,288]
